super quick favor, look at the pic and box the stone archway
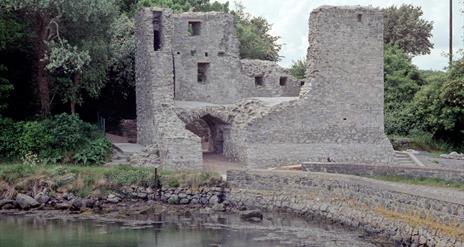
[185,114,228,154]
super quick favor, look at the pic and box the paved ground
[203,153,243,178]
[251,169,464,205]
[415,151,464,170]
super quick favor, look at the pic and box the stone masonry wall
[240,6,394,167]
[302,162,464,183]
[136,8,202,169]
[227,169,464,246]
[240,59,301,97]
[171,12,300,104]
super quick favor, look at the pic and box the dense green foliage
[384,45,464,150]
[0,12,23,113]
[288,59,307,80]
[0,114,111,164]
[384,45,424,134]
[232,4,281,61]
[384,4,434,56]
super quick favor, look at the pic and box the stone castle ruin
[135,5,395,169]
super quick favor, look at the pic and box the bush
[0,117,20,158]
[73,137,112,165]
[0,113,111,165]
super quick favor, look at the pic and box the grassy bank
[0,164,221,197]
[370,175,464,191]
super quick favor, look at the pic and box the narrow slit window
[279,76,287,86]
[255,76,264,86]
[197,63,209,83]
[357,14,362,22]
[188,21,201,36]
[217,51,225,57]
[153,11,162,51]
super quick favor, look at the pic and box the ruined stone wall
[136,6,394,169]
[136,8,202,169]
[170,12,300,104]
[240,6,394,167]
[240,59,301,97]
[227,169,464,246]
[172,12,243,104]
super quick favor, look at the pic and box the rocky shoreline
[2,169,463,247]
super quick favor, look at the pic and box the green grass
[370,175,464,191]
[0,163,221,197]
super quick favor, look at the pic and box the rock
[0,199,14,208]
[137,192,148,199]
[55,202,71,210]
[178,193,187,199]
[107,194,121,203]
[34,193,50,204]
[71,199,83,211]
[209,195,219,205]
[167,195,179,204]
[240,210,263,222]
[82,198,96,209]
[179,198,190,204]
[212,203,225,212]
[15,193,39,209]
[200,197,209,205]
[190,198,199,204]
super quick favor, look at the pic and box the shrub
[73,137,112,165]
[0,117,20,158]
[0,113,112,165]
[47,113,98,151]
[17,120,53,156]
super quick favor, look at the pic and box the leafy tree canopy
[288,59,306,80]
[384,4,434,56]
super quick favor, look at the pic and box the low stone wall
[226,169,464,246]
[302,163,464,183]
[1,184,228,212]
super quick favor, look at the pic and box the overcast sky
[217,0,463,70]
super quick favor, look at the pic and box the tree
[0,10,24,113]
[384,5,434,56]
[2,0,118,115]
[0,66,13,113]
[232,4,281,61]
[384,45,425,135]
[137,0,229,12]
[289,59,307,79]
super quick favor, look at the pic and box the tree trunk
[34,12,51,116]
[70,72,81,114]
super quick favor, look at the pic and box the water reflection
[0,215,378,247]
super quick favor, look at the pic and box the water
[0,214,380,247]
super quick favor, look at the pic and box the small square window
[300,81,305,86]
[205,52,208,57]
[279,76,287,86]
[198,63,209,83]
[255,76,264,86]
[188,21,201,36]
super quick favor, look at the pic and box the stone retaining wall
[302,163,464,183]
[226,169,464,246]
